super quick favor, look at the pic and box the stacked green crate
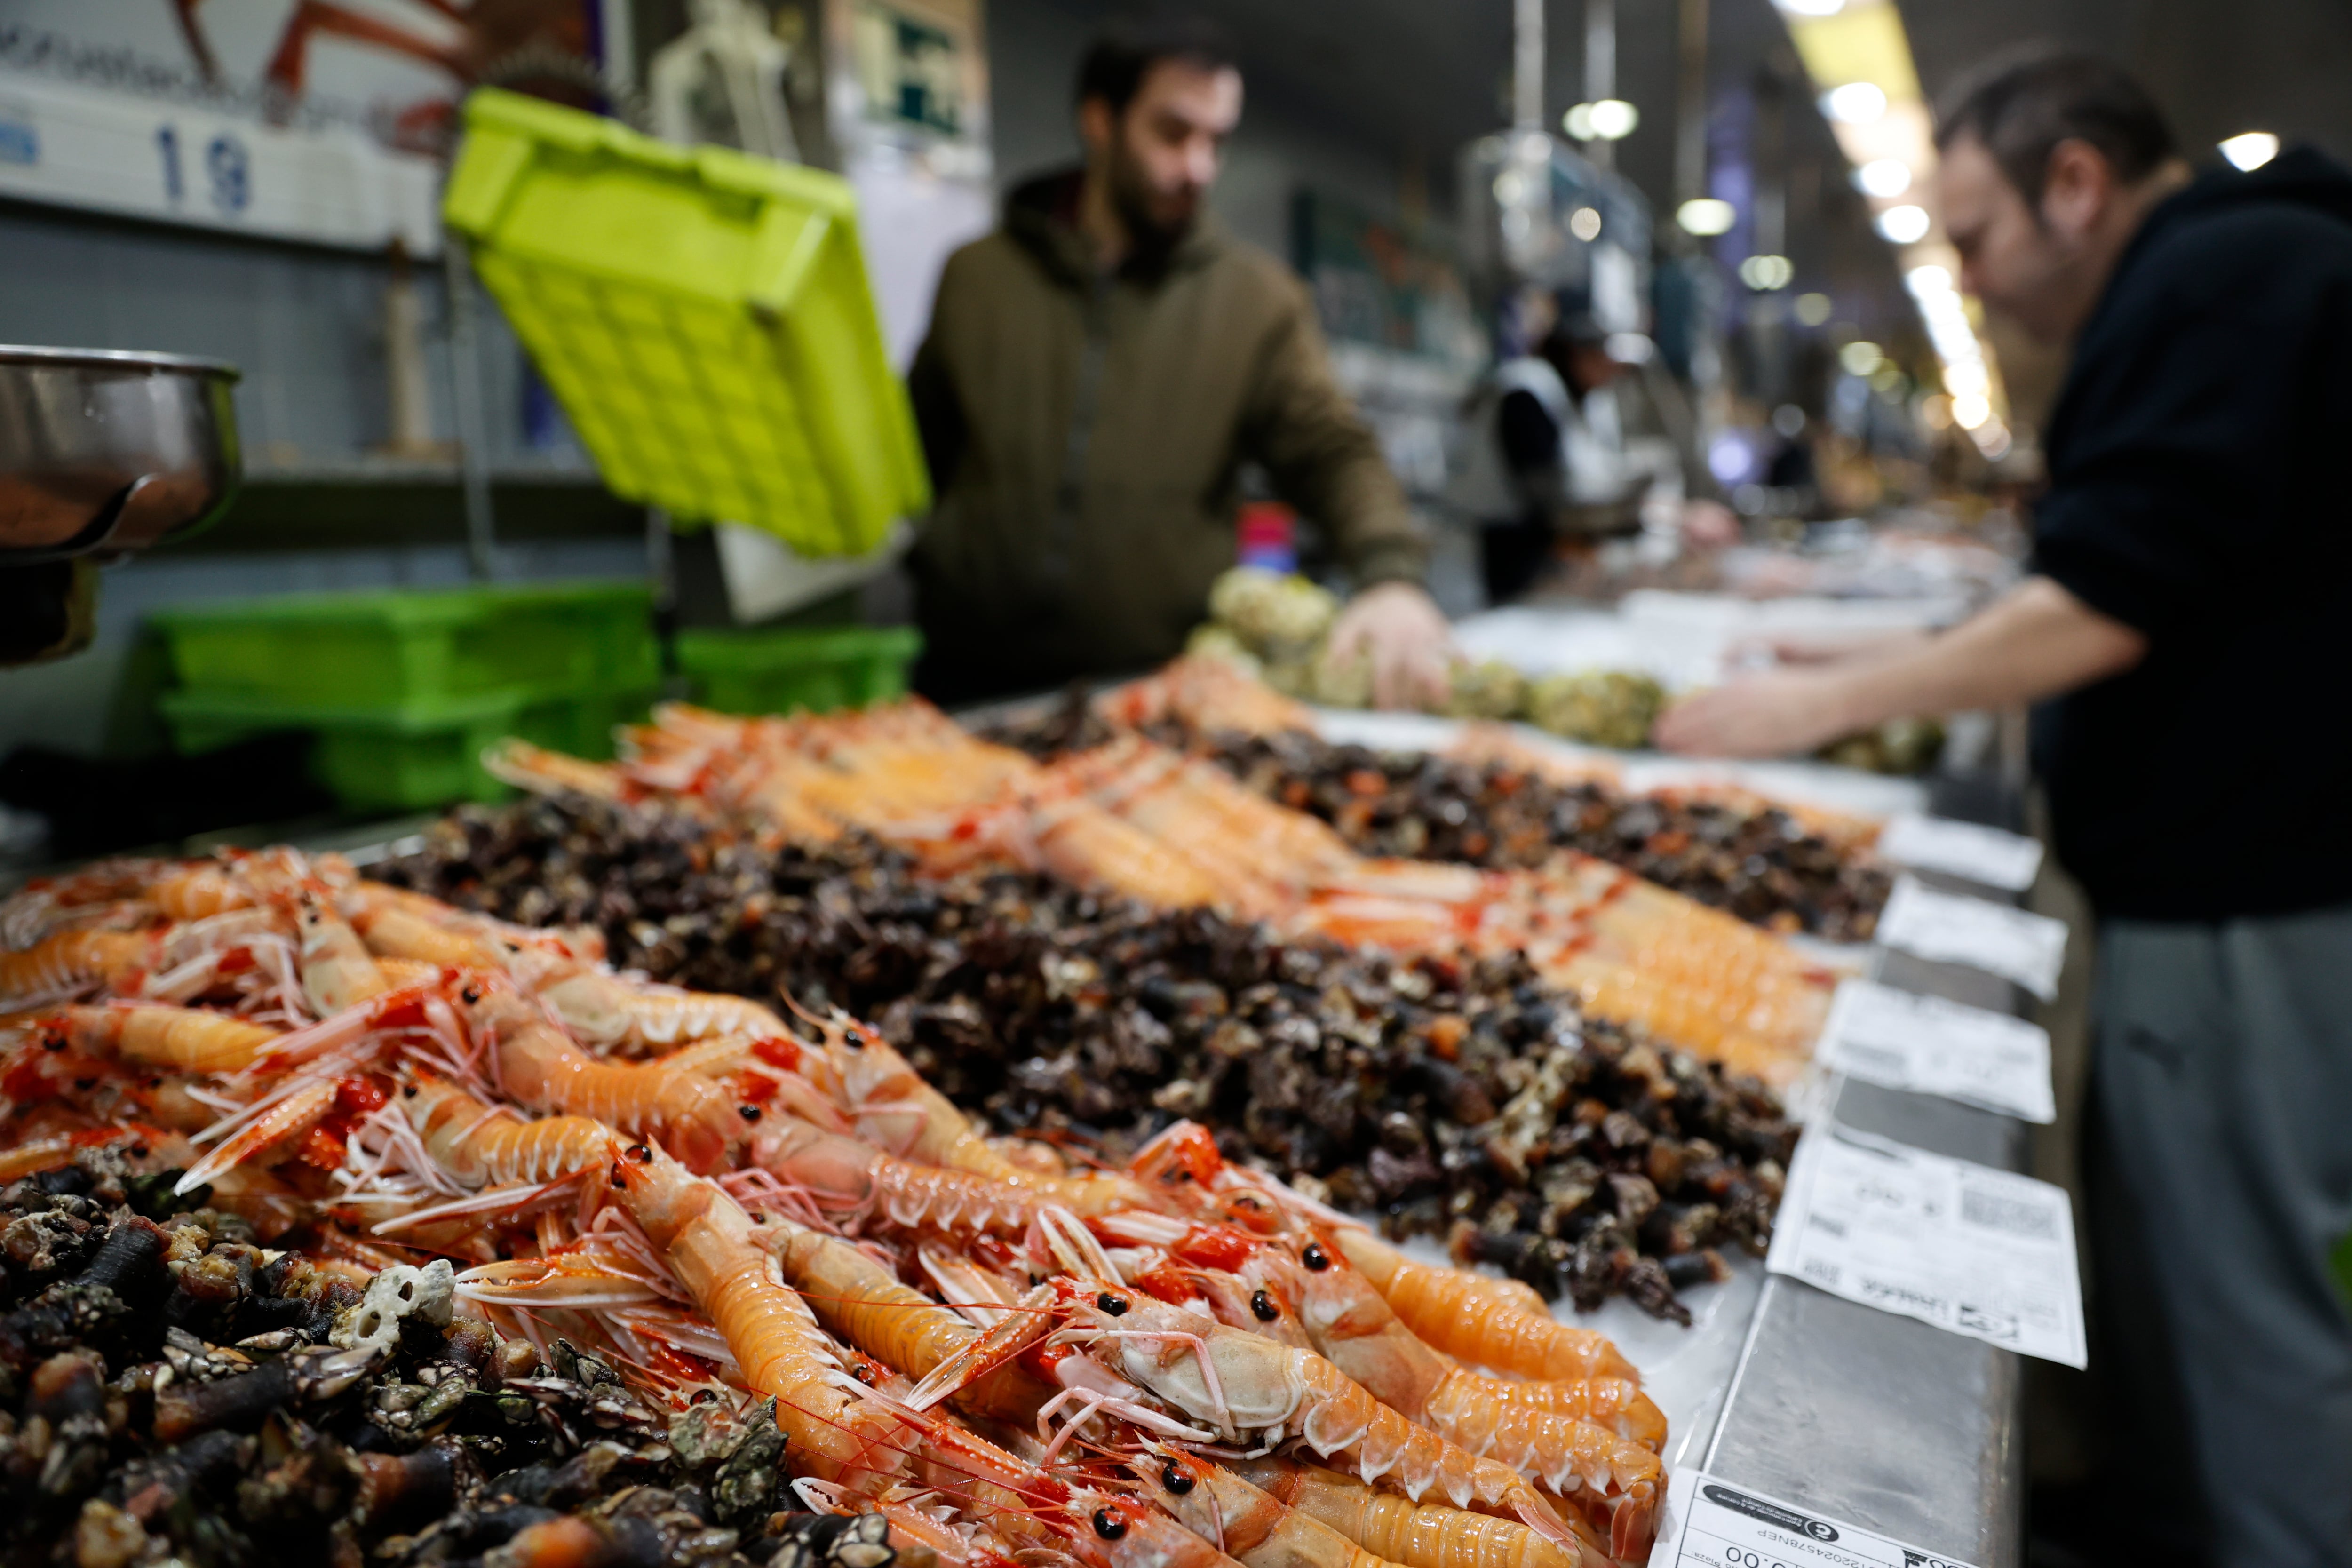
[675,625,921,716]
[151,582,659,811]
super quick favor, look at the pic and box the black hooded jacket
[2030,146,2352,920]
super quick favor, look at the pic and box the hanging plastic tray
[442,88,929,557]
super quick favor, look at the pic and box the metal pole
[1676,0,1711,206]
[443,235,497,581]
[1514,0,1545,133]
[1584,0,1616,171]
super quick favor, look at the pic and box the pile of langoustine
[986,660,1890,942]
[1,852,1674,1567]
[487,679,1835,1087]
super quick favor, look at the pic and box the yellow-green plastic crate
[678,624,922,716]
[157,685,654,812]
[150,582,658,709]
[442,89,930,558]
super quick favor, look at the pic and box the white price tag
[1876,877,2067,999]
[1819,979,2056,1124]
[1875,813,2043,892]
[1767,1128,2086,1367]
[1651,1471,1982,1568]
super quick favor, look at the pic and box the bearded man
[904,14,1449,707]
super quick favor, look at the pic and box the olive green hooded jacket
[905,170,1427,703]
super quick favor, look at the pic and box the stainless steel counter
[1695,879,2039,1564]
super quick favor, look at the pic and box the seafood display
[1202,734,1889,943]
[988,663,1887,942]
[0,849,1699,1568]
[1184,572,1665,746]
[483,698,1835,1082]
[382,792,1794,1321]
[0,1154,904,1568]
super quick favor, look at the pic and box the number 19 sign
[0,74,441,255]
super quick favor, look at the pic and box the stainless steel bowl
[0,345,243,562]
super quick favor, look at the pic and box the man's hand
[1653,667,1860,757]
[1657,576,2148,759]
[1327,581,1453,710]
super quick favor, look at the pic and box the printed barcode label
[1767,1127,2087,1367]
[1961,1186,2058,1240]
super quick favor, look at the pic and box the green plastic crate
[442,89,930,557]
[677,625,922,716]
[157,685,654,812]
[150,581,658,709]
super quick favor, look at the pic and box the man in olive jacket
[905,16,1449,707]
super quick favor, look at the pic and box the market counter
[1696,815,2039,1567]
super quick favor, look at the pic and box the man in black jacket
[1656,51,2352,1565]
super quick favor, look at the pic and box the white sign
[1819,979,2056,1124]
[1767,1128,2086,1368]
[0,75,441,255]
[1876,812,2043,892]
[1651,1470,1983,1568]
[1876,876,2067,1000]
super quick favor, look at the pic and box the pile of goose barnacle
[0,846,1709,1568]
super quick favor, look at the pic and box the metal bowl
[0,345,243,562]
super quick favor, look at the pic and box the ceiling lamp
[1820,82,1887,125]
[2219,131,2280,171]
[1853,158,1912,197]
[1876,204,1931,243]
[1738,254,1795,291]
[1677,197,1737,236]
[1565,100,1640,141]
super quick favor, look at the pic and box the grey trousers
[2090,909,2352,1567]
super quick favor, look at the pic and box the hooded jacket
[2030,146,2352,918]
[904,170,1426,704]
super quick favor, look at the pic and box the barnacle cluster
[0,1156,898,1568]
[382,795,1795,1323]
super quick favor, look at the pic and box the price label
[1650,1470,1982,1568]
[1819,979,2056,1124]
[1875,813,2043,892]
[1876,877,2067,1000]
[0,75,439,254]
[1767,1128,2086,1367]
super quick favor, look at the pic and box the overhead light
[1876,203,1931,243]
[1605,332,1656,364]
[1853,159,1912,198]
[1568,206,1603,241]
[1972,420,2012,459]
[1839,340,1884,377]
[1773,0,1845,13]
[1677,197,1737,236]
[1565,100,1640,141]
[1943,362,1989,399]
[1493,170,1528,205]
[1950,392,1992,430]
[2219,131,2280,171]
[1905,263,1954,295]
[1738,254,1795,291]
[1821,82,1888,125]
[1794,291,1833,326]
[1919,393,1955,431]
